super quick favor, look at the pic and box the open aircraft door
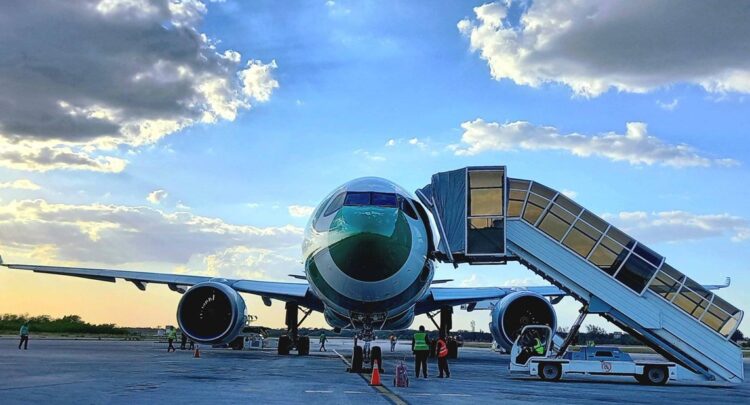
[417,166,509,266]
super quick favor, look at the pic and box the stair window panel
[530,182,556,200]
[469,188,503,216]
[580,210,608,233]
[605,227,636,250]
[522,193,548,224]
[648,267,683,300]
[554,194,582,217]
[508,188,528,218]
[538,204,575,242]
[615,254,658,294]
[589,237,628,275]
[709,296,742,336]
[701,303,732,335]
[673,279,712,319]
[633,243,662,267]
[562,220,600,258]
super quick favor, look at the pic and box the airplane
[0,176,563,369]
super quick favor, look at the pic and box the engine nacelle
[177,281,247,345]
[489,291,556,352]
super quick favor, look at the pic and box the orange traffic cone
[193,345,201,358]
[370,366,381,386]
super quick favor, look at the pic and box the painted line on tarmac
[305,390,334,393]
[333,350,408,405]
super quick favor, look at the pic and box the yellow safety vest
[533,338,545,355]
[414,332,428,351]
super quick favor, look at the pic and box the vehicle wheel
[371,346,382,370]
[352,345,364,372]
[538,363,562,381]
[278,335,291,355]
[297,336,310,356]
[643,366,668,385]
[229,336,244,350]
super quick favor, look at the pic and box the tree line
[0,314,128,335]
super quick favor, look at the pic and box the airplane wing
[414,286,560,314]
[0,259,321,309]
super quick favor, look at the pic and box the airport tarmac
[1,337,748,404]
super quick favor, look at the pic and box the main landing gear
[278,302,312,356]
[426,306,458,358]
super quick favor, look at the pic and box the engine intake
[489,291,556,352]
[177,281,246,345]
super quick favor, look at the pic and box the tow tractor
[509,308,677,385]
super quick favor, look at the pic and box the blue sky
[0,0,748,334]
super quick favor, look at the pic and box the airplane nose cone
[327,206,412,282]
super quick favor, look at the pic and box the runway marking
[333,350,408,405]
[440,393,472,397]
[305,390,334,393]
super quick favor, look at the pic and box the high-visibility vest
[437,339,448,358]
[167,329,177,339]
[533,338,545,355]
[413,332,428,351]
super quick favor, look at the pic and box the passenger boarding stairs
[418,167,744,383]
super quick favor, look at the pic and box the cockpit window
[344,192,370,206]
[371,192,398,208]
[323,192,346,216]
[400,198,418,219]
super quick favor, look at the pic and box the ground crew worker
[166,327,177,352]
[390,334,397,352]
[18,322,29,350]
[411,325,430,378]
[319,332,327,352]
[180,330,188,350]
[533,336,545,355]
[436,333,450,378]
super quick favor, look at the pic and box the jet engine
[177,281,247,345]
[489,291,556,352]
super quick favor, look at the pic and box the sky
[0,0,749,335]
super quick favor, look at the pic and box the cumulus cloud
[0,0,278,172]
[146,189,168,204]
[288,205,315,218]
[0,199,304,279]
[458,1,750,97]
[0,179,41,190]
[452,119,738,168]
[603,211,750,243]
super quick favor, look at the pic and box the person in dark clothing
[19,322,29,350]
[436,334,451,378]
[180,331,188,350]
[411,325,431,378]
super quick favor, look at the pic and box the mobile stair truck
[509,324,687,385]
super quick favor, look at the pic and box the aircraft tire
[352,345,364,372]
[278,335,291,355]
[298,336,310,356]
[371,345,383,371]
[538,363,562,381]
[643,366,668,385]
[229,336,244,350]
